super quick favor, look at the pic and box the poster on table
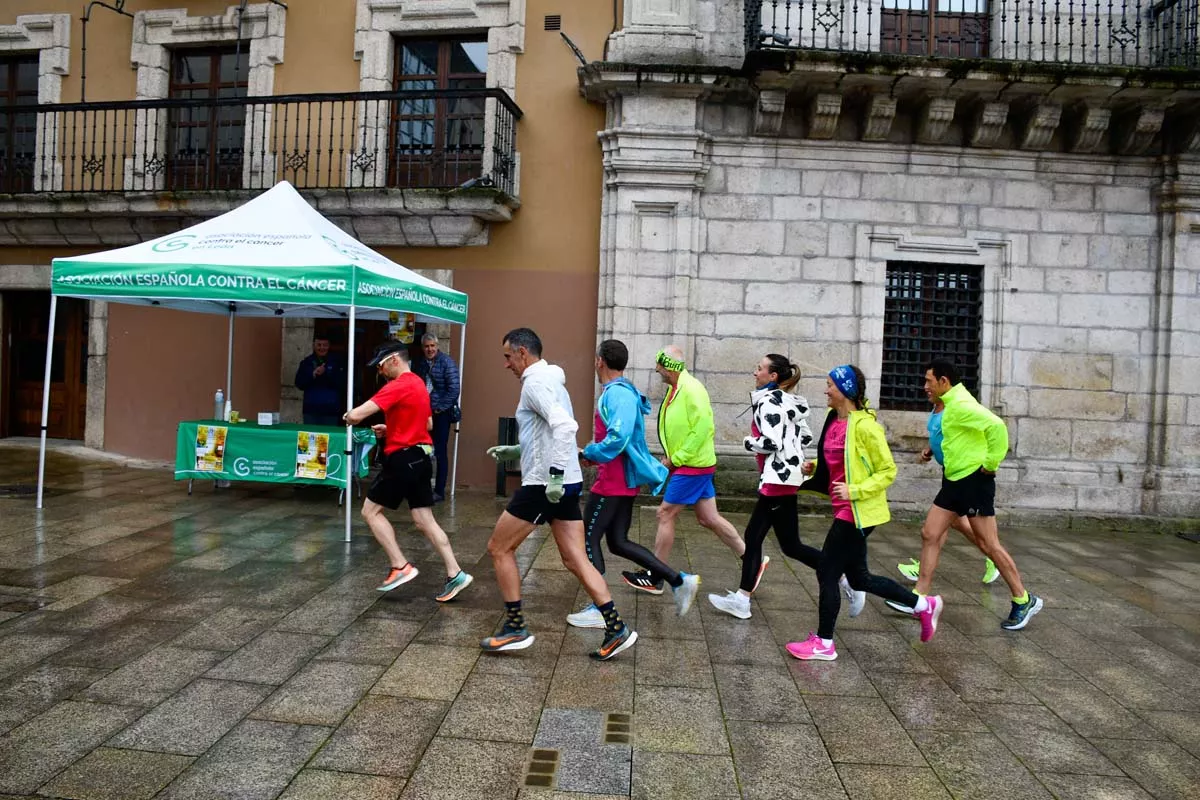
[195,425,228,472]
[295,430,330,480]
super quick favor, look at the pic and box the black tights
[817,518,919,640]
[584,494,681,587]
[740,493,821,592]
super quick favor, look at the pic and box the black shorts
[506,483,584,525]
[933,468,996,518]
[367,446,434,510]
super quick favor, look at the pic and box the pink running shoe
[785,633,837,661]
[917,595,943,643]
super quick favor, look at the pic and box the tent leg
[344,306,356,543]
[35,295,59,510]
[450,324,465,499]
[225,307,234,412]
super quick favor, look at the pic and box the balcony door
[881,0,990,58]
[2,293,87,440]
[0,56,38,194]
[167,48,249,190]
[389,39,487,189]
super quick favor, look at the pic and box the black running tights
[740,493,821,593]
[584,494,681,585]
[816,518,919,640]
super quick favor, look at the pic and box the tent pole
[225,306,234,414]
[344,305,356,543]
[450,323,465,499]
[36,295,59,510]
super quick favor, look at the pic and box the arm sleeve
[671,386,713,466]
[847,420,897,501]
[524,382,579,472]
[796,410,815,462]
[978,406,1010,472]
[582,394,635,464]
[294,358,313,390]
[444,358,461,407]
[743,403,779,455]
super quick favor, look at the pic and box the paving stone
[910,729,1054,800]
[311,695,446,778]
[805,695,926,766]
[169,606,283,651]
[712,662,809,723]
[1090,737,1200,800]
[1032,773,1153,800]
[313,617,422,665]
[414,607,507,646]
[371,643,478,700]
[1021,677,1165,739]
[0,634,77,681]
[37,746,193,800]
[51,619,190,669]
[870,672,989,732]
[835,764,953,800]
[398,736,526,799]
[633,685,728,754]
[107,678,272,755]
[630,751,739,800]
[728,719,846,799]
[278,769,405,800]
[970,700,1123,775]
[252,660,384,726]
[546,655,633,713]
[788,650,881,698]
[439,672,549,743]
[634,637,714,688]
[79,646,225,707]
[533,708,630,796]
[204,631,329,685]
[0,663,107,706]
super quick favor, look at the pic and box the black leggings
[740,493,821,592]
[584,494,681,586]
[817,518,919,640]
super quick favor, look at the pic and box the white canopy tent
[39,181,469,541]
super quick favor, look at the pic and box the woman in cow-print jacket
[707,353,822,620]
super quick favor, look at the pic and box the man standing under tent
[343,342,473,602]
[483,328,638,661]
[417,333,460,502]
[295,335,346,426]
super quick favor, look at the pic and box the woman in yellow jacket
[787,365,944,661]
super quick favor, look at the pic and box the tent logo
[232,457,251,477]
[152,235,197,253]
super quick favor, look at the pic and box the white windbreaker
[515,360,583,487]
[743,385,814,489]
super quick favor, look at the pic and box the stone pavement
[1,446,1199,800]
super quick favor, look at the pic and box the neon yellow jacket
[657,370,717,469]
[802,408,896,529]
[940,383,1009,480]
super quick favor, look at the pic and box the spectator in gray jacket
[417,333,460,501]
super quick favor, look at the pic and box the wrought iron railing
[747,0,1200,67]
[0,88,521,197]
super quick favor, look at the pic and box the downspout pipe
[81,1,134,103]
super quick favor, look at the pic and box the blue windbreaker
[581,378,669,495]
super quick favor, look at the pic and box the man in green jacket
[912,358,1041,630]
[621,345,750,594]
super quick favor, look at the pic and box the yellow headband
[656,350,685,372]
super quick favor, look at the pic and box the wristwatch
[548,467,564,477]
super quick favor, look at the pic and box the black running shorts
[367,446,435,510]
[506,483,584,525]
[933,467,996,518]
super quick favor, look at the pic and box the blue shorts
[663,472,716,506]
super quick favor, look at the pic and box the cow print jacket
[743,385,815,489]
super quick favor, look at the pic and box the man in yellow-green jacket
[619,345,749,594]
[910,358,1042,631]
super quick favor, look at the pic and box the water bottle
[214,389,224,421]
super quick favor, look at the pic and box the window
[390,38,487,189]
[0,56,39,193]
[167,47,249,190]
[881,262,982,410]
[880,0,990,58]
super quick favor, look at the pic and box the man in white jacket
[483,327,638,661]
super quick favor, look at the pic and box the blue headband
[830,365,858,399]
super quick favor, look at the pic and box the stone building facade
[583,0,1200,517]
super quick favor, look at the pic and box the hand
[341,413,351,426]
[371,424,386,437]
[545,473,565,503]
[314,364,326,377]
[660,455,673,469]
[831,481,851,500]
[980,467,995,476]
[919,447,933,463]
[802,460,815,476]
[578,449,596,468]
[486,445,521,462]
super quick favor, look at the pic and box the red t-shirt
[823,417,854,523]
[591,411,637,497]
[371,371,432,454]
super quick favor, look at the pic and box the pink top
[590,411,637,496]
[751,419,797,497]
[823,417,855,523]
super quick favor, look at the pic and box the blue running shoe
[1001,593,1043,631]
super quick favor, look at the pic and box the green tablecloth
[175,420,376,488]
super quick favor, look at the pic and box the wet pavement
[1,445,1199,799]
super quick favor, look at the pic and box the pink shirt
[751,419,797,497]
[823,417,855,523]
[590,411,637,496]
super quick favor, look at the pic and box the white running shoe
[840,575,866,618]
[707,590,751,620]
[672,573,701,617]
[566,604,605,629]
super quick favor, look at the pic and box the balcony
[0,88,522,248]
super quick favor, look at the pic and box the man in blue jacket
[294,336,345,426]
[567,339,700,629]
[417,333,461,501]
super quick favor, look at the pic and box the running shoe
[566,603,605,629]
[481,626,535,652]
[435,570,473,602]
[707,590,751,620]
[1001,593,1043,631]
[982,559,1000,584]
[672,573,701,617]
[839,575,866,618]
[885,599,915,615]
[786,633,837,661]
[590,627,638,661]
[376,563,418,592]
[750,555,771,593]
[897,558,920,582]
[917,595,943,643]
[621,570,664,595]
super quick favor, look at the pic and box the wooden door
[3,292,87,440]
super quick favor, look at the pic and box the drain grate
[603,712,631,744]
[524,748,559,787]
[0,484,36,499]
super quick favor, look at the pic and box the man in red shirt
[343,342,472,602]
